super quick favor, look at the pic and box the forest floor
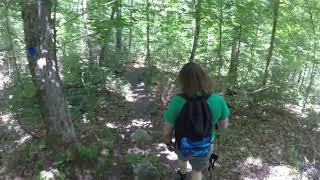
[0,61,320,179]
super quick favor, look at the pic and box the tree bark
[227,21,242,87]
[98,5,117,66]
[189,0,203,62]
[145,0,151,67]
[299,64,308,91]
[116,0,123,53]
[244,24,259,82]
[217,0,223,75]
[21,0,76,149]
[303,2,317,110]
[128,0,133,53]
[262,0,280,86]
[4,0,21,85]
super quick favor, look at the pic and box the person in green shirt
[162,62,230,180]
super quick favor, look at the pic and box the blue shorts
[175,144,214,171]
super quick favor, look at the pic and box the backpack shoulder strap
[179,93,191,101]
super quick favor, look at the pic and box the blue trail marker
[28,47,36,57]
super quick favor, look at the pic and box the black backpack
[174,94,213,157]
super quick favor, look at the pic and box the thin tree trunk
[21,0,76,149]
[244,24,259,82]
[189,0,203,62]
[128,0,133,53]
[217,0,223,75]
[262,0,280,86]
[297,66,303,84]
[299,64,308,91]
[4,0,21,85]
[145,0,151,67]
[98,5,116,66]
[116,0,122,53]
[227,20,242,87]
[303,3,317,110]
[80,0,90,62]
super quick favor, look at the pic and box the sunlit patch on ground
[266,165,306,180]
[15,134,31,145]
[239,156,310,180]
[81,113,90,124]
[128,119,152,128]
[127,146,151,156]
[285,104,308,117]
[0,113,11,124]
[157,143,178,161]
[315,122,320,132]
[106,122,118,128]
[243,156,263,168]
[124,87,137,102]
[0,71,10,90]
[133,59,145,68]
[0,113,23,133]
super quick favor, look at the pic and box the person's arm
[218,118,228,129]
[162,122,174,144]
[217,95,230,130]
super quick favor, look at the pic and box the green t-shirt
[163,93,230,141]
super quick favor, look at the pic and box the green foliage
[76,144,100,161]
[147,154,165,175]
[125,153,142,166]
[19,139,47,162]
[103,131,113,150]
[288,147,302,168]
[125,153,165,178]
[53,149,72,166]
[306,109,319,130]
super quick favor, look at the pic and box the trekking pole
[208,124,219,171]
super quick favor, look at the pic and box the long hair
[178,62,213,97]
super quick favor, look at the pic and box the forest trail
[0,64,319,179]
[107,62,320,180]
[124,62,155,119]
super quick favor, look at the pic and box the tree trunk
[217,0,223,75]
[98,5,117,66]
[299,64,308,91]
[303,3,317,110]
[145,0,151,67]
[227,22,242,87]
[262,0,280,86]
[4,1,21,85]
[21,0,76,149]
[116,0,123,53]
[189,0,203,62]
[244,24,259,82]
[128,0,133,53]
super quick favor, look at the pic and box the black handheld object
[166,142,175,152]
[208,153,219,171]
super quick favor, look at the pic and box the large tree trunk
[189,0,203,62]
[145,0,151,67]
[262,0,280,86]
[227,23,242,87]
[21,0,76,148]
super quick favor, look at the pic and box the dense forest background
[0,0,319,179]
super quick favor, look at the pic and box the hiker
[162,62,230,180]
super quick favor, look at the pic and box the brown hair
[178,62,213,97]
